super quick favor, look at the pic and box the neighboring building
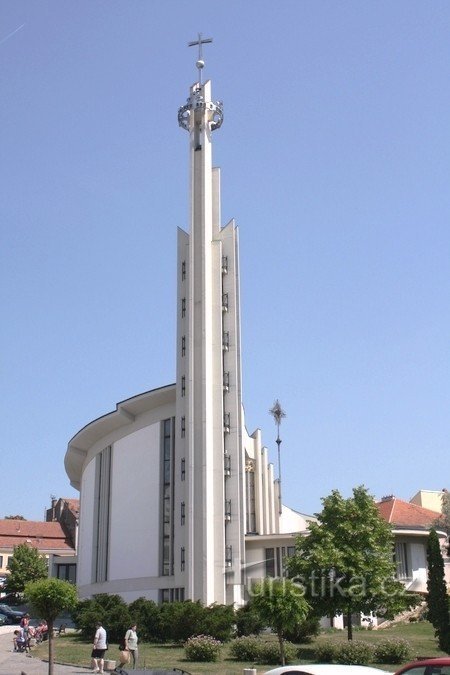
[65,52,313,604]
[0,518,76,587]
[410,489,447,514]
[376,495,447,593]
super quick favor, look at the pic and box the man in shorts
[91,621,107,674]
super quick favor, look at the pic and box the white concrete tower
[176,37,246,605]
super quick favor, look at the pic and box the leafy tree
[251,577,309,665]
[25,578,77,675]
[6,543,48,594]
[287,486,420,640]
[426,528,450,653]
[4,514,26,520]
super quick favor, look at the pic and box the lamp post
[269,399,286,515]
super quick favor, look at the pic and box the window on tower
[181,336,186,356]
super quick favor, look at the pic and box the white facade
[64,72,301,605]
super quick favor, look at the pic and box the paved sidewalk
[0,627,92,674]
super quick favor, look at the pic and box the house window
[181,547,185,571]
[181,376,185,397]
[181,458,185,481]
[225,545,233,567]
[222,256,228,274]
[0,555,3,568]
[181,298,186,318]
[265,548,275,577]
[394,542,411,580]
[181,336,186,357]
[56,563,76,584]
[181,502,185,526]
[181,416,185,438]
[181,260,186,281]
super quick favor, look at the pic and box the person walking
[91,621,107,674]
[124,623,138,669]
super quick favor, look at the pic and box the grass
[31,621,447,675]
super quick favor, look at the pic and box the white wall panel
[108,423,161,580]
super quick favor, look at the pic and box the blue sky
[1,1,449,520]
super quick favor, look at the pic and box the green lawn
[31,622,447,675]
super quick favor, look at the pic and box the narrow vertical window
[181,336,186,356]
[161,418,174,576]
[181,416,185,438]
[181,501,185,526]
[93,445,112,583]
[181,376,185,397]
[181,298,186,318]
[181,260,186,281]
[181,458,185,481]
[181,547,185,572]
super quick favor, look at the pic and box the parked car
[394,658,450,675]
[0,612,10,625]
[264,666,390,674]
[0,603,25,624]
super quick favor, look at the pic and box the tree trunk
[278,630,285,666]
[48,619,54,675]
[346,610,353,641]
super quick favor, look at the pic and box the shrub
[284,614,321,643]
[374,638,412,664]
[200,602,235,642]
[184,634,222,662]
[157,601,205,643]
[235,603,265,637]
[72,594,131,642]
[256,639,297,665]
[229,635,264,661]
[127,597,160,642]
[315,641,338,663]
[335,641,374,665]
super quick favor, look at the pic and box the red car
[394,658,450,675]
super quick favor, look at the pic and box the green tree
[426,528,450,653]
[433,491,450,555]
[4,514,26,520]
[25,578,77,675]
[251,577,309,665]
[6,543,48,594]
[287,486,420,640]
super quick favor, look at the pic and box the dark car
[394,658,450,675]
[0,612,10,625]
[0,603,25,624]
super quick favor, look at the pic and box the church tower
[176,38,246,605]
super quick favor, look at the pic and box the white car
[264,666,391,675]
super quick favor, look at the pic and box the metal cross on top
[188,33,213,84]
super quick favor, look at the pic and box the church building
[64,41,312,606]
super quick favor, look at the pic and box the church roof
[0,519,75,552]
[65,384,176,489]
[376,496,441,529]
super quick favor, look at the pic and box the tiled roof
[0,520,75,551]
[376,497,441,529]
[62,498,79,515]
